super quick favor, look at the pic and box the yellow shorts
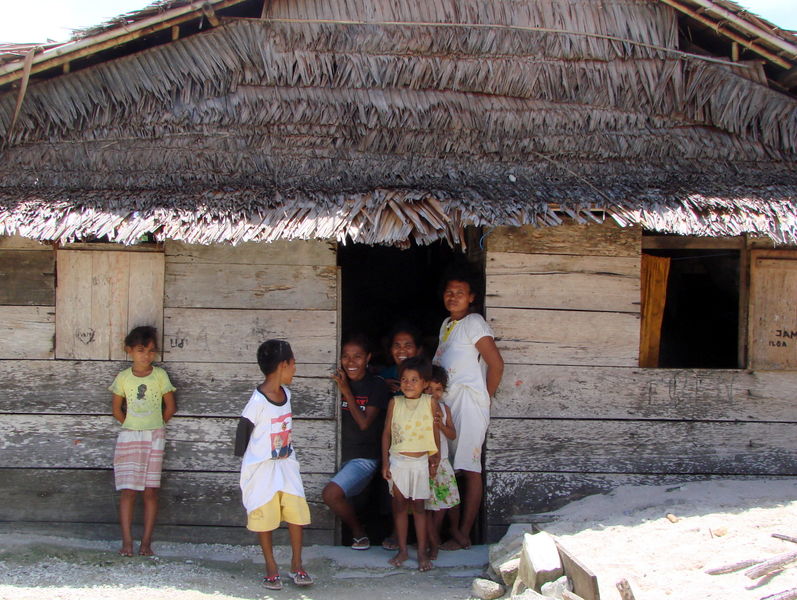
[246,491,311,532]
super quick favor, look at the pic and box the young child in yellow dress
[381,356,440,571]
[110,325,176,557]
[425,366,460,560]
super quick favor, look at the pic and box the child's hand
[382,465,391,481]
[429,457,439,478]
[385,378,400,393]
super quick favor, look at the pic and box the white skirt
[445,384,490,473]
[388,453,431,500]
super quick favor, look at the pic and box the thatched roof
[1,0,796,247]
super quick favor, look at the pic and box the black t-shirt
[340,373,391,462]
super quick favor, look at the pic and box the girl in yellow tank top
[381,356,440,572]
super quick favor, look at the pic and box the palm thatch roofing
[1,0,796,248]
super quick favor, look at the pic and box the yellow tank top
[390,394,437,455]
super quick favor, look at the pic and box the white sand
[540,479,797,600]
[1,478,795,599]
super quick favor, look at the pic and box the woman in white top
[433,269,504,549]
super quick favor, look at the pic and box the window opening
[642,249,740,368]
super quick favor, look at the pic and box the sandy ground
[1,478,795,600]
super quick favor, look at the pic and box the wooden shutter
[748,250,797,370]
[639,254,670,367]
[55,250,164,360]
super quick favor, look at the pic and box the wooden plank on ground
[0,306,54,358]
[492,365,797,422]
[0,469,332,528]
[0,521,334,546]
[0,250,55,305]
[483,472,789,528]
[163,308,336,363]
[0,359,336,418]
[165,240,336,266]
[556,541,600,600]
[486,252,640,313]
[486,223,641,257]
[0,415,336,473]
[486,419,797,475]
[165,263,337,310]
[489,307,640,366]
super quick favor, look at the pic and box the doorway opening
[336,232,485,546]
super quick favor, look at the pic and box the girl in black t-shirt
[322,335,391,550]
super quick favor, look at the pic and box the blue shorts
[329,458,380,498]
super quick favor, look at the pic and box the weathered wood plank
[55,250,94,359]
[0,235,51,250]
[484,472,793,530]
[0,469,332,528]
[0,250,55,305]
[486,223,641,257]
[0,306,54,359]
[0,415,336,473]
[486,252,640,313]
[163,308,336,364]
[556,541,600,600]
[165,262,337,310]
[0,522,334,546]
[486,419,797,475]
[489,307,640,366]
[492,365,797,422]
[55,250,165,360]
[126,252,166,351]
[165,240,336,266]
[749,251,797,370]
[0,360,336,418]
[642,236,744,250]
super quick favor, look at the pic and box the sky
[0,0,795,44]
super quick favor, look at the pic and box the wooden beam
[171,25,180,41]
[201,4,221,27]
[0,0,249,87]
[660,0,793,69]
[642,235,744,250]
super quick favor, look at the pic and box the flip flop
[262,575,282,590]
[382,537,399,551]
[351,536,370,550]
[289,570,313,587]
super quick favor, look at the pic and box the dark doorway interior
[336,235,484,546]
[648,249,740,368]
[339,239,466,365]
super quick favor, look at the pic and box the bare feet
[418,556,433,572]
[388,550,409,567]
[439,533,471,551]
[428,546,439,561]
[119,543,134,557]
[138,543,154,556]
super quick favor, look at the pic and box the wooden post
[617,578,637,600]
[171,25,180,40]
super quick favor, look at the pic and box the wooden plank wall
[483,223,797,542]
[0,238,338,544]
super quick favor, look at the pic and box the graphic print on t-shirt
[342,395,369,412]
[270,412,293,459]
